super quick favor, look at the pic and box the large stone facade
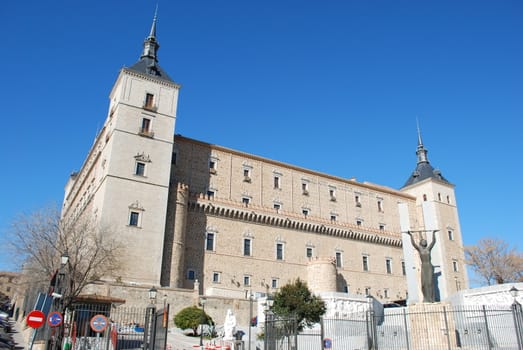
[61,15,468,308]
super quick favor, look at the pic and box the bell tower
[92,12,180,285]
[401,125,468,302]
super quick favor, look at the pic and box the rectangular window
[145,93,154,108]
[302,182,309,195]
[243,238,252,256]
[377,200,383,212]
[187,269,195,280]
[329,188,336,201]
[362,256,369,271]
[274,176,280,189]
[379,224,385,231]
[209,160,217,174]
[302,209,309,217]
[330,214,337,222]
[272,278,278,289]
[135,162,146,176]
[273,203,281,211]
[356,220,362,226]
[207,190,215,199]
[448,230,454,240]
[365,287,371,296]
[242,197,250,206]
[386,258,392,274]
[452,260,458,272]
[243,168,251,182]
[336,252,343,267]
[243,275,251,286]
[213,272,220,283]
[276,243,284,260]
[141,118,151,133]
[384,289,389,298]
[306,247,313,258]
[129,211,140,226]
[355,195,361,207]
[401,261,406,275]
[206,233,215,251]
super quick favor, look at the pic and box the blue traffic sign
[90,314,108,333]
[323,338,332,349]
[47,311,63,327]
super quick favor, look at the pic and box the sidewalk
[11,320,27,350]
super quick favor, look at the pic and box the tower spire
[415,119,429,164]
[140,8,160,64]
[402,119,450,188]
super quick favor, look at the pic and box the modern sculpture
[406,230,438,302]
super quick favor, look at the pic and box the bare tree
[465,237,523,286]
[7,204,121,308]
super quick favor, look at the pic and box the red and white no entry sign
[26,310,46,328]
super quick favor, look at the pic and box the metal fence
[264,304,523,350]
[31,302,168,350]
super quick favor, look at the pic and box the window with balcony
[139,118,153,137]
[144,93,155,110]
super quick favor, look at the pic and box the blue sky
[1,1,522,285]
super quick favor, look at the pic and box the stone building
[61,14,468,306]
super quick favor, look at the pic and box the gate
[58,303,169,350]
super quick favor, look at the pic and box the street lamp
[248,291,256,350]
[509,286,522,350]
[200,297,207,347]
[264,295,274,350]
[149,287,158,304]
[61,252,69,266]
[145,287,158,350]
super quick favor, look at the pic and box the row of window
[207,233,406,274]
[208,162,385,211]
[422,192,452,204]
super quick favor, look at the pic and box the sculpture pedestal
[407,302,457,350]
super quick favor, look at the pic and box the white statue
[223,309,237,340]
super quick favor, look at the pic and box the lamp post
[248,291,256,350]
[510,286,522,350]
[54,252,69,350]
[264,295,274,350]
[145,287,157,350]
[200,297,207,348]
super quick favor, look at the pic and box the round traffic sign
[47,311,63,327]
[90,314,108,333]
[323,338,332,349]
[26,310,46,328]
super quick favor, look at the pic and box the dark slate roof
[127,11,175,84]
[402,161,450,188]
[401,129,451,188]
[128,58,174,83]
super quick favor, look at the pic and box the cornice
[121,68,181,89]
[187,198,402,248]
